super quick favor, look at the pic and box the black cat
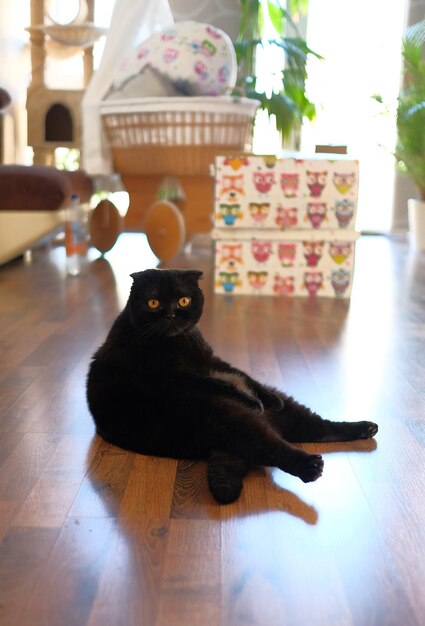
[86,269,378,504]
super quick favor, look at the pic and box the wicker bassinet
[100,96,259,177]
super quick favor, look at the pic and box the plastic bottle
[65,193,89,276]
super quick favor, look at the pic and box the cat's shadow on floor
[85,437,377,527]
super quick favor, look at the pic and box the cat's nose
[166,311,176,319]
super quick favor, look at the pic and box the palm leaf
[404,18,425,47]
[395,20,425,197]
[234,0,320,146]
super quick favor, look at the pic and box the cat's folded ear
[130,269,158,282]
[183,270,203,282]
[130,271,144,281]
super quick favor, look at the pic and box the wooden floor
[0,233,424,626]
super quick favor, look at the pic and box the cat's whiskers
[125,322,161,347]
[186,327,203,350]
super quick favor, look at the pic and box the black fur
[86,269,378,504]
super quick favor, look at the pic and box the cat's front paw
[297,454,324,483]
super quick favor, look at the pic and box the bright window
[302,0,406,232]
[253,0,406,232]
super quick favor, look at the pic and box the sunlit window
[253,0,406,232]
[302,0,406,232]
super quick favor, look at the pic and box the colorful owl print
[302,241,324,267]
[273,274,295,296]
[217,271,241,294]
[194,60,209,80]
[263,155,277,169]
[275,206,298,229]
[303,272,323,296]
[280,173,300,198]
[249,202,270,225]
[252,170,275,195]
[137,47,149,59]
[218,65,230,84]
[190,39,217,57]
[161,29,177,41]
[334,199,355,228]
[251,241,273,264]
[206,25,222,39]
[307,171,328,198]
[164,48,179,63]
[219,174,245,200]
[248,271,268,293]
[306,203,327,229]
[217,203,242,226]
[277,243,296,267]
[329,241,352,265]
[200,40,217,57]
[218,243,243,270]
[331,269,351,297]
[333,172,356,195]
[222,157,249,171]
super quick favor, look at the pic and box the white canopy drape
[82,0,174,175]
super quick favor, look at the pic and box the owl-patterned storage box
[213,230,358,298]
[213,153,360,298]
[214,154,359,231]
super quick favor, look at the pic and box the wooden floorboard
[0,233,424,625]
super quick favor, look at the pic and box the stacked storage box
[212,154,359,298]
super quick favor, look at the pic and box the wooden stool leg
[90,199,122,254]
[144,200,186,260]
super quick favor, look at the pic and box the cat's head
[128,269,204,337]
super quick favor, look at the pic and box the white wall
[169,0,240,40]
[303,0,406,233]
[0,0,30,162]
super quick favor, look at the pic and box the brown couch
[0,164,93,265]
[0,165,92,211]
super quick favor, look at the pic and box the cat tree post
[26,0,106,167]
[83,0,95,87]
[27,0,52,164]
[28,0,45,88]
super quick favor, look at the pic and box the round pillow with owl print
[109,21,237,97]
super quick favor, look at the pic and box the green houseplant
[395,19,425,248]
[233,0,321,147]
[395,21,425,196]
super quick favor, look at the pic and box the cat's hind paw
[207,451,249,504]
[208,471,244,504]
[209,479,243,505]
[356,421,379,439]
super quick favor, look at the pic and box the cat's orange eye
[178,296,191,308]
[148,299,160,309]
